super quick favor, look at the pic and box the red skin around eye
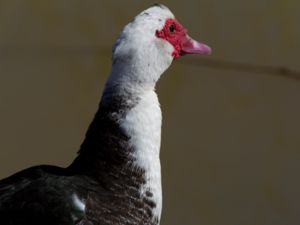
[155,18,188,58]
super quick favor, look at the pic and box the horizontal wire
[181,57,300,81]
[1,45,300,81]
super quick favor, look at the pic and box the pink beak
[181,34,212,55]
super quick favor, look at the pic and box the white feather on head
[109,4,175,89]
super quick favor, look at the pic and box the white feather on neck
[103,74,163,221]
[103,63,163,222]
[121,88,162,220]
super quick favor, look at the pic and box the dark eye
[169,24,175,33]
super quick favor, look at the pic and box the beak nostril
[181,35,212,55]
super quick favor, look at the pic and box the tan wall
[0,1,300,225]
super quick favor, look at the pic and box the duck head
[109,4,211,87]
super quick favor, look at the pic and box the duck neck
[70,73,162,221]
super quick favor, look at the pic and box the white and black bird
[0,4,211,225]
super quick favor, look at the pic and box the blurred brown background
[1,1,300,225]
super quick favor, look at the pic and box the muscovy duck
[0,4,211,225]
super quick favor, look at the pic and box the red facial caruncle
[156,18,211,58]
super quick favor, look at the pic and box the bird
[0,4,211,225]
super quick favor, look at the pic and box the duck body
[0,82,161,225]
[0,4,211,225]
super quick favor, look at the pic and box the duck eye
[169,24,175,33]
